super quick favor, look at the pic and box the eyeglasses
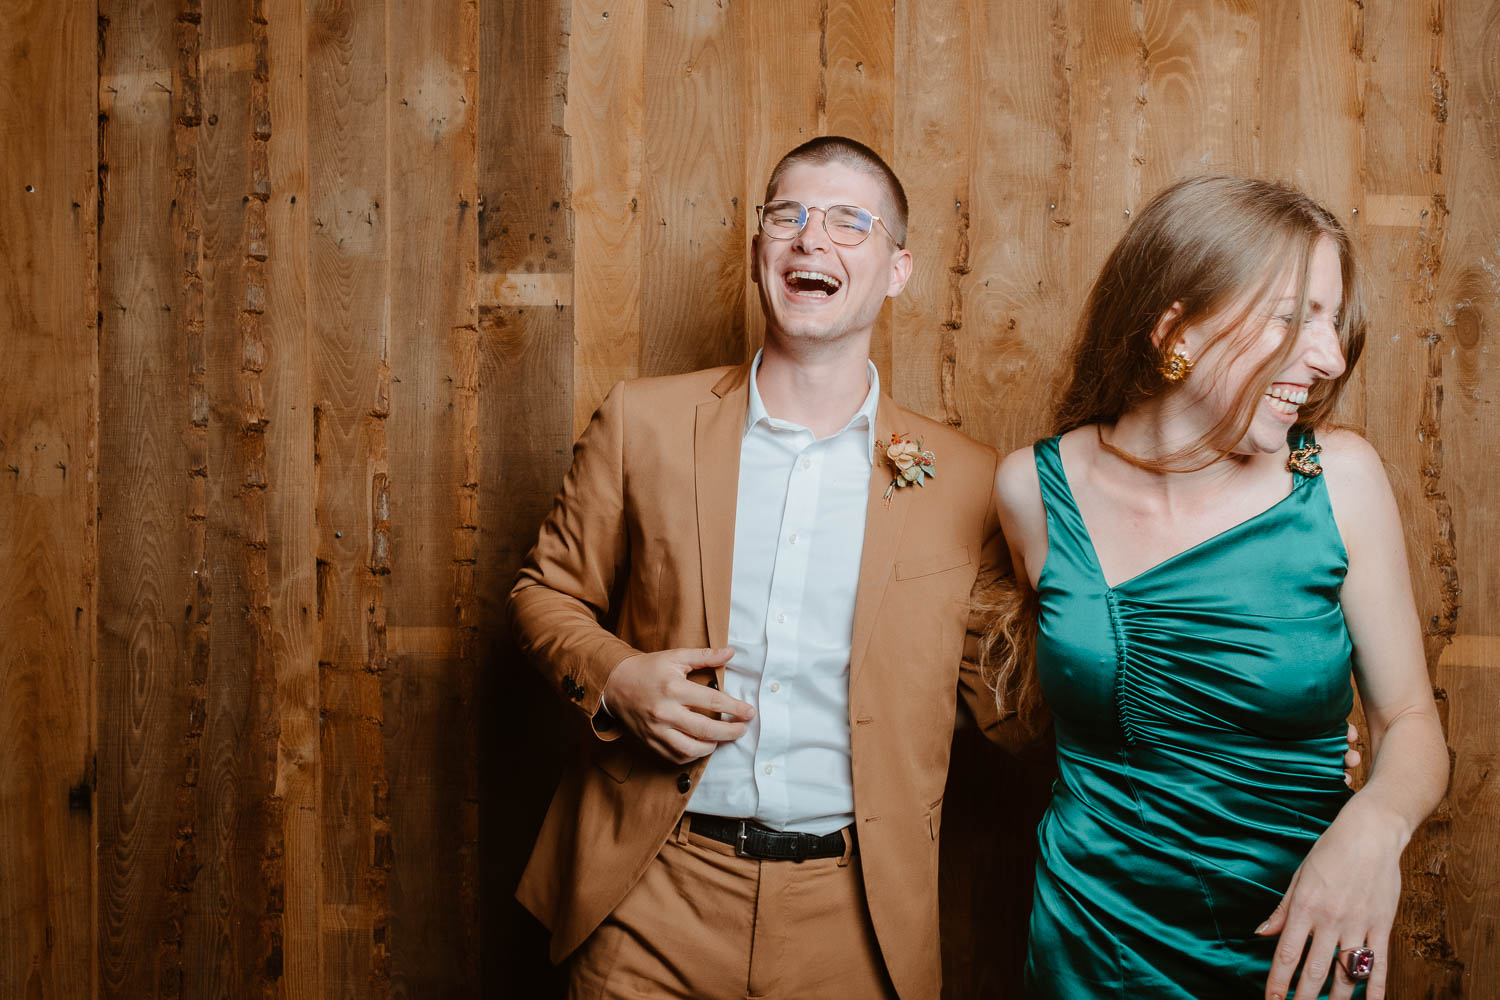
[756,200,901,248]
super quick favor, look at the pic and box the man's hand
[602,647,754,765]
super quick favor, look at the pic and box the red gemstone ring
[1341,946,1375,981]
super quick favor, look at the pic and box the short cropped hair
[763,136,909,247]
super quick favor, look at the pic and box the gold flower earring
[1158,349,1194,383]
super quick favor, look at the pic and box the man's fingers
[675,713,749,745]
[673,646,736,671]
[652,730,718,765]
[680,684,755,722]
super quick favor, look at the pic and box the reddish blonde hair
[982,174,1367,729]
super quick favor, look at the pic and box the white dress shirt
[686,351,877,834]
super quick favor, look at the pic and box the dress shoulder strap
[1031,435,1094,554]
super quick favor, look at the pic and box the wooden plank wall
[0,0,1495,997]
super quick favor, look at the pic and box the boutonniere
[876,433,936,504]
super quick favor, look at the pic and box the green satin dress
[1025,431,1362,998]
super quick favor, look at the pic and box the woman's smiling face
[1174,235,1348,457]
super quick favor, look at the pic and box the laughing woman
[984,176,1447,999]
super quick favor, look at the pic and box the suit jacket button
[676,773,692,794]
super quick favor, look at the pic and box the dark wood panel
[261,0,321,994]
[305,0,393,993]
[383,0,481,994]
[478,0,575,994]
[0,1,98,996]
[96,2,195,996]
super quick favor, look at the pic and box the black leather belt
[687,814,853,861]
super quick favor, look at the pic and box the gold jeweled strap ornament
[1286,442,1323,477]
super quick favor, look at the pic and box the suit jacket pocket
[895,544,971,581]
[593,740,634,783]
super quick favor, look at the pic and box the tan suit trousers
[568,815,898,1000]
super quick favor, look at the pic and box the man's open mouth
[784,270,843,297]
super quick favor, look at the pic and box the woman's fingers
[1290,928,1338,1000]
[1364,929,1391,1000]
[1265,913,1311,1000]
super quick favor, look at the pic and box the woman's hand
[1256,795,1409,1000]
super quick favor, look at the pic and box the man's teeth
[1264,385,1308,414]
[787,270,842,294]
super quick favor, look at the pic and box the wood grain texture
[958,0,1070,451]
[95,2,194,996]
[382,0,480,993]
[740,0,824,358]
[0,1,98,996]
[477,0,573,993]
[305,0,392,993]
[566,0,645,434]
[186,0,282,993]
[3,2,1498,997]
[1355,1,1463,990]
[891,0,973,427]
[824,0,896,380]
[261,0,320,995]
[640,0,747,378]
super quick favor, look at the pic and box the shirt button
[775,612,787,624]
[788,532,799,545]
[763,764,774,775]
[801,458,812,471]
[769,681,781,693]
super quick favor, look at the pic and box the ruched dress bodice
[1025,432,1362,998]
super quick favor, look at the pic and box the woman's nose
[1305,318,1347,379]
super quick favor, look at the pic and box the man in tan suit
[511,137,1022,999]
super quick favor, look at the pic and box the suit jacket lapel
[848,393,912,688]
[695,365,751,650]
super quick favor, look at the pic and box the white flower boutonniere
[876,433,935,504]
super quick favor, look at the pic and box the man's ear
[1149,301,1186,351]
[886,247,914,298]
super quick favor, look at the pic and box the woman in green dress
[984,176,1447,999]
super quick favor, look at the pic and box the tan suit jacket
[510,363,1021,999]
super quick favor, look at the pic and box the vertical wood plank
[182,1,282,994]
[1137,0,1260,186]
[0,1,98,997]
[1353,1,1462,989]
[478,0,573,992]
[740,0,823,358]
[567,0,644,433]
[892,0,972,431]
[306,0,392,993]
[1410,0,1500,993]
[383,0,480,993]
[95,2,195,996]
[262,0,320,995]
[640,0,747,378]
[959,0,1070,449]
[824,0,896,382]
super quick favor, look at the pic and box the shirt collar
[745,349,880,462]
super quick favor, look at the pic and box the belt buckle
[735,820,750,858]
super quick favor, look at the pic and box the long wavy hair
[981,175,1368,730]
